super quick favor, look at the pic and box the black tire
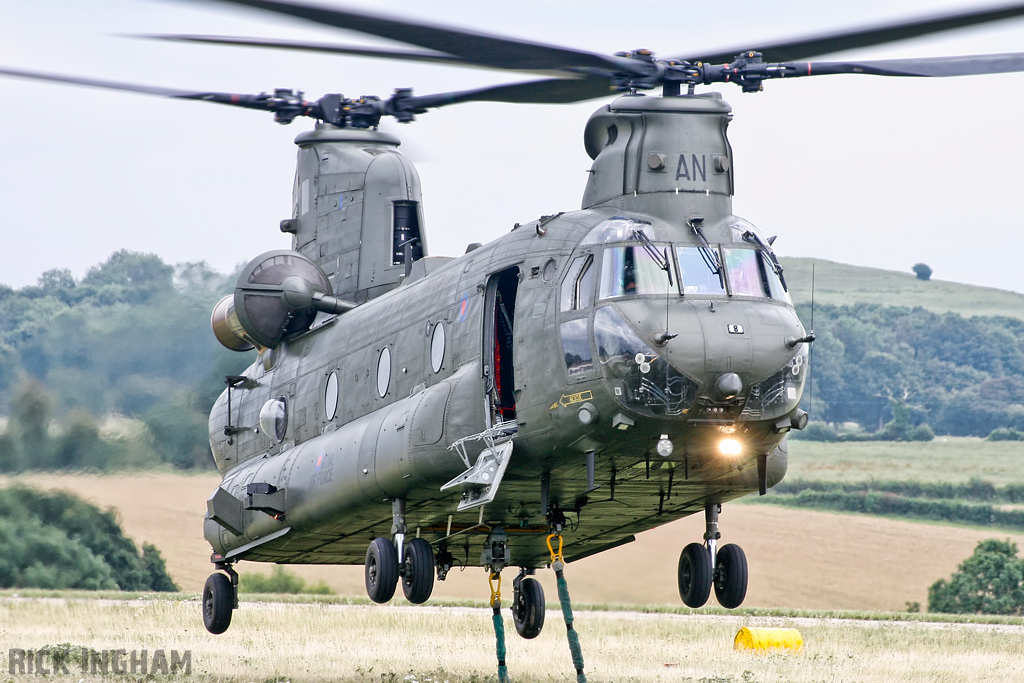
[512,577,546,639]
[678,542,712,608]
[365,537,399,603]
[714,543,748,609]
[202,572,233,635]
[402,538,435,604]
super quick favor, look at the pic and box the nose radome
[713,372,743,400]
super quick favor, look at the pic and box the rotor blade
[206,0,650,76]
[681,1,1024,63]
[408,77,617,108]
[144,33,472,67]
[0,66,294,112]
[796,51,1024,78]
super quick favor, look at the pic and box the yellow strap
[489,571,502,607]
[546,533,564,564]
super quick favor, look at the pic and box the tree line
[0,253,1021,472]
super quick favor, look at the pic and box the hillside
[781,257,1024,321]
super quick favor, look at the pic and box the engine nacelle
[210,249,355,351]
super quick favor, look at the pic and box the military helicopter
[4,0,1024,641]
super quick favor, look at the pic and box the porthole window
[324,371,339,421]
[430,322,446,373]
[377,347,392,397]
[259,397,288,442]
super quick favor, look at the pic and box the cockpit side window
[598,246,669,299]
[560,254,595,312]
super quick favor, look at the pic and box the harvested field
[2,597,1023,682]
[5,472,1024,612]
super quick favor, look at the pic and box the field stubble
[2,597,1024,682]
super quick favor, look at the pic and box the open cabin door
[483,267,519,427]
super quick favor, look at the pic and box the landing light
[656,435,674,457]
[719,438,742,457]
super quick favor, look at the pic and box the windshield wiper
[632,228,674,287]
[742,230,788,292]
[688,217,723,282]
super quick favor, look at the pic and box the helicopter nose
[712,372,743,400]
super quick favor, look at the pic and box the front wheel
[678,543,712,608]
[714,543,748,609]
[365,537,399,603]
[202,572,233,634]
[512,577,546,639]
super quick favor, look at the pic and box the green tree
[928,539,1024,615]
[912,263,933,280]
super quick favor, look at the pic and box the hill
[781,257,1024,321]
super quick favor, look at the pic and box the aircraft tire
[678,542,712,608]
[512,576,546,639]
[714,543,748,609]
[202,572,233,635]
[402,537,435,604]
[365,537,399,603]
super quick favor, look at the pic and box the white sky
[1,0,1023,294]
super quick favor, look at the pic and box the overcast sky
[1,0,1023,294]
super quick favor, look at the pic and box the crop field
[2,596,1023,682]
[5,460,1024,613]
[785,437,1024,486]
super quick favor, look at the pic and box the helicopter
[4,0,1024,641]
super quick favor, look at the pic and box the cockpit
[559,216,806,424]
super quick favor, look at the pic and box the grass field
[786,437,1024,486]
[2,597,1023,682]
[780,257,1024,321]
[5,465,1024,613]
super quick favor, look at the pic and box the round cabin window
[324,371,339,421]
[377,347,392,397]
[430,322,445,373]
[259,397,288,442]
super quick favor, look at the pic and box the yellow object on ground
[734,627,804,652]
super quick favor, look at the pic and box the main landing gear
[677,504,748,609]
[365,499,436,604]
[202,560,238,635]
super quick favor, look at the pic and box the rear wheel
[714,543,748,609]
[202,572,233,634]
[678,542,712,608]
[402,538,435,604]
[365,537,399,603]
[512,577,546,639]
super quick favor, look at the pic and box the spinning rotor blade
[409,78,617,107]
[797,52,1024,78]
[684,2,1024,64]
[205,0,650,76]
[144,34,472,68]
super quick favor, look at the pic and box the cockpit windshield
[677,247,726,295]
[599,246,672,299]
[722,248,790,302]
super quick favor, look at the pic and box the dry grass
[5,472,1024,613]
[786,437,1024,486]
[2,597,1023,682]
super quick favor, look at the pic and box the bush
[238,566,334,595]
[987,427,1024,441]
[789,422,837,441]
[0,485,178,591]
[909,423,935,441]
[929,539,1024,615]
[912,263,933,280]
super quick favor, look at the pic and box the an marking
[557,390,594,408]
[675,154,708,182]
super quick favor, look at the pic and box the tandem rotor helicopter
[5,0,1024,642]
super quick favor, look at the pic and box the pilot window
[722,248,790,302]
[560,254,595,312]
[598,246,669,299]
[676,246,726,295]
